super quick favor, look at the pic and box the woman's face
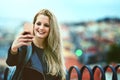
[34,14,50,39]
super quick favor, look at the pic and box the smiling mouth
[38,30,45,34]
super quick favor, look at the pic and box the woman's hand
[11,32,34,54]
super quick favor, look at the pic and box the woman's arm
[6,46,20,66]
[6,31,33,66]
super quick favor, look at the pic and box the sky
[0,0,120,25]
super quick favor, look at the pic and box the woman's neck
[33,37,44,49]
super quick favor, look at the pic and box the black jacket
[6,43,60,80]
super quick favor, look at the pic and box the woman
[6,9,66,80]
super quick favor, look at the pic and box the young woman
[6,9,66,80]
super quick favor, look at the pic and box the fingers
[17,42,31,47]
[21,31,32,35]
[22,32,31,35]
[18,38,33,43]
[12,32,34,49]
[19,34,34,39]
[17,34,33,44]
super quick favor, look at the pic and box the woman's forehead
[36,15,50,22]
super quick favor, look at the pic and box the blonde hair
[33,9,66,80]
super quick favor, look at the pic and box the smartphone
[23,22,33,35]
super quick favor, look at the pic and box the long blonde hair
[33,9,66,80]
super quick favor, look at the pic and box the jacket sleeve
[6,46,26,66]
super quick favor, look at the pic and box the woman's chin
[37,35,46,39]
[35,33,48,39]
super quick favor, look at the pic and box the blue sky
[0,0,120,23]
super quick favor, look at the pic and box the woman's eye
[44,24,50,27]
[37,22,41,25]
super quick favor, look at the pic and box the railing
[66,64,120,80]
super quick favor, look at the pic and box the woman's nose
[39,25,44,29]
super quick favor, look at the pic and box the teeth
[38,30,44,34]
[39,32,44,33]
[40,33,44,34]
